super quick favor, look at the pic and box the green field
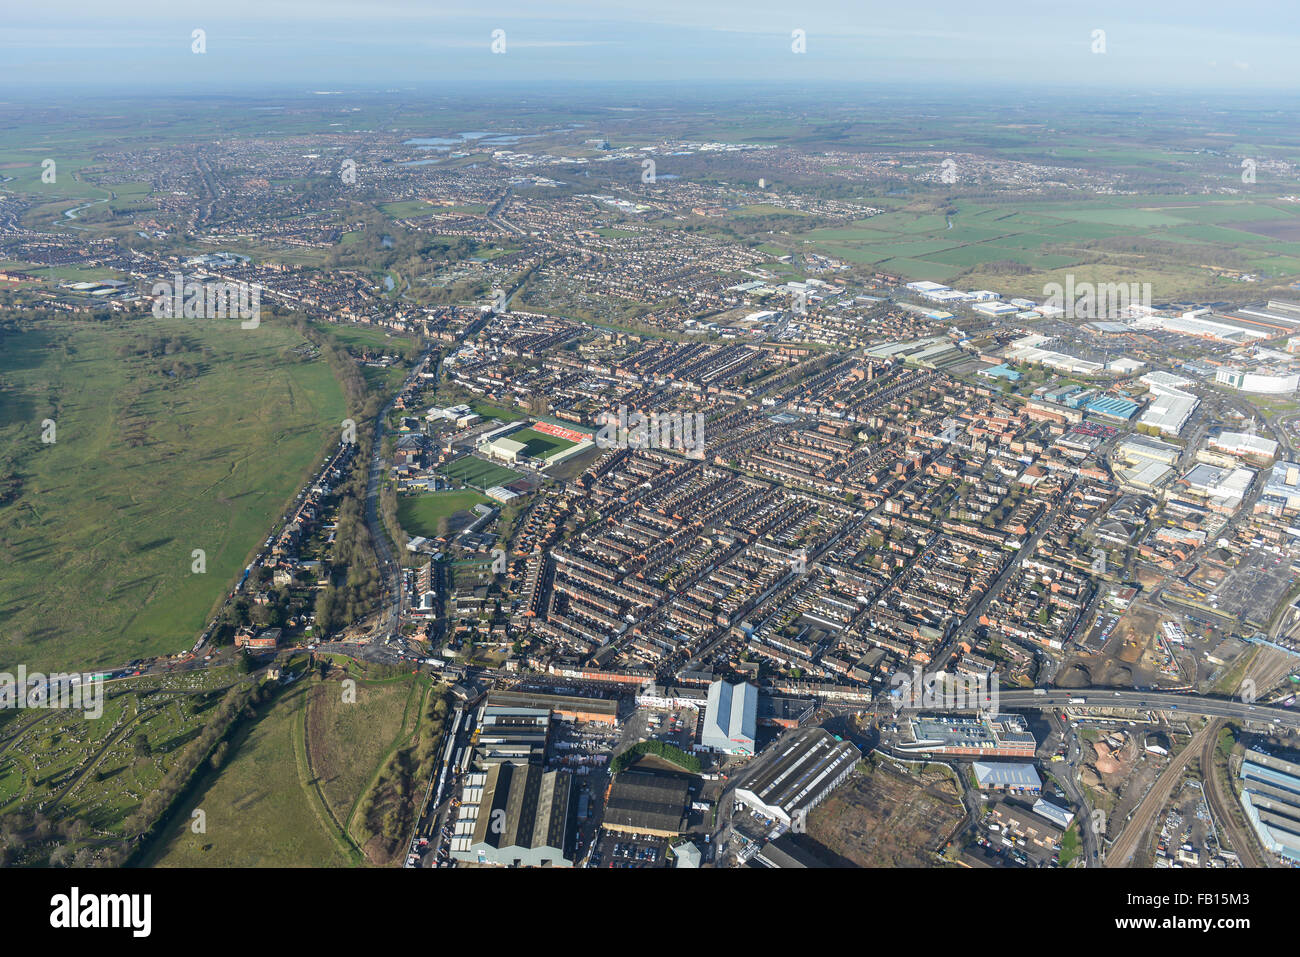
[437,455,520,490]
[468,399,522,421]
[509,426,577,460]
[396,490,491,538]
[146,680,354,867]
[0,316,348,671]
[803,196,1300,296]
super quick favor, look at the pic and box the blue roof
[979,363,1022,382]
[1085,396,1139,421]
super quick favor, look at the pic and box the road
[362,346,434,642]
[989,687,1300,728]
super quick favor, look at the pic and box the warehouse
[485,689,619,726]
[475,703,550,766]
[701,680,758,754]
[449,763,576,867]
[972,761,1042,792]
[485,436,527,464]
[1209,431,1279,462]
[733,728,861,829]
[1239,748,1300,863]
[603,768,691,838]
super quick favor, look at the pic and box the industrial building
[475,703,550,766]
[603,769,691,838]
[1116,434,1182,467]
[757,693,815,728]
[670,840,702,868]
[701,680,758,754]
[972,761,1042,792]
[449,763,577,867]
[733,727,862,829]
[1239,748,1300,863]
[753,834,827,868]
[484,436,527,464]
[986,800,1063,854]
[485,689,619,726]
[1032,797,1075,830]
[1174,463,1255,513]
[1138,371,1200,437]
[1208,431,1279,462]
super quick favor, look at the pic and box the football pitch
[510,426,578,460]
[438,455,519,489]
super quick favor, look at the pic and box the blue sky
[3,0,1299,93]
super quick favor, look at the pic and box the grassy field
[396,490,490,538]
[146,680,354,867]
[510,426,577,460]
[468,399,522,421]
[0,316,347,671]
[437,455,520,490]
[306,675,415,840]
[803,196,1300,297]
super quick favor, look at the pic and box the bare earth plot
[807,761,963,867]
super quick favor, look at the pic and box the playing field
[0,316,348,671]
[437,455,519,489]
[509,426,578,460]
[396,490,491,538]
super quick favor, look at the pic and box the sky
[3,1,1300,95]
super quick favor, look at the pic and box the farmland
[803,196,1300,298]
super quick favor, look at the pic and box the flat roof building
[485,689,619,726]
[485,436,527,463]
[1209,431,1279,461]
[899,713,1037,759]
[476,704,550,766]
[603,769,690,838]
[758,693,815,729]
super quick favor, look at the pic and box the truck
[1069,697,1086,705]
[1033,689,1047,696]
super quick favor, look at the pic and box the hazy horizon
[5,0,1300,94]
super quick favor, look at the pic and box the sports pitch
[437,455,519,489]
[509,426,578,460]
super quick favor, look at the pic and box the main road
[989,688,1300,730]
[363,346,435,641]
